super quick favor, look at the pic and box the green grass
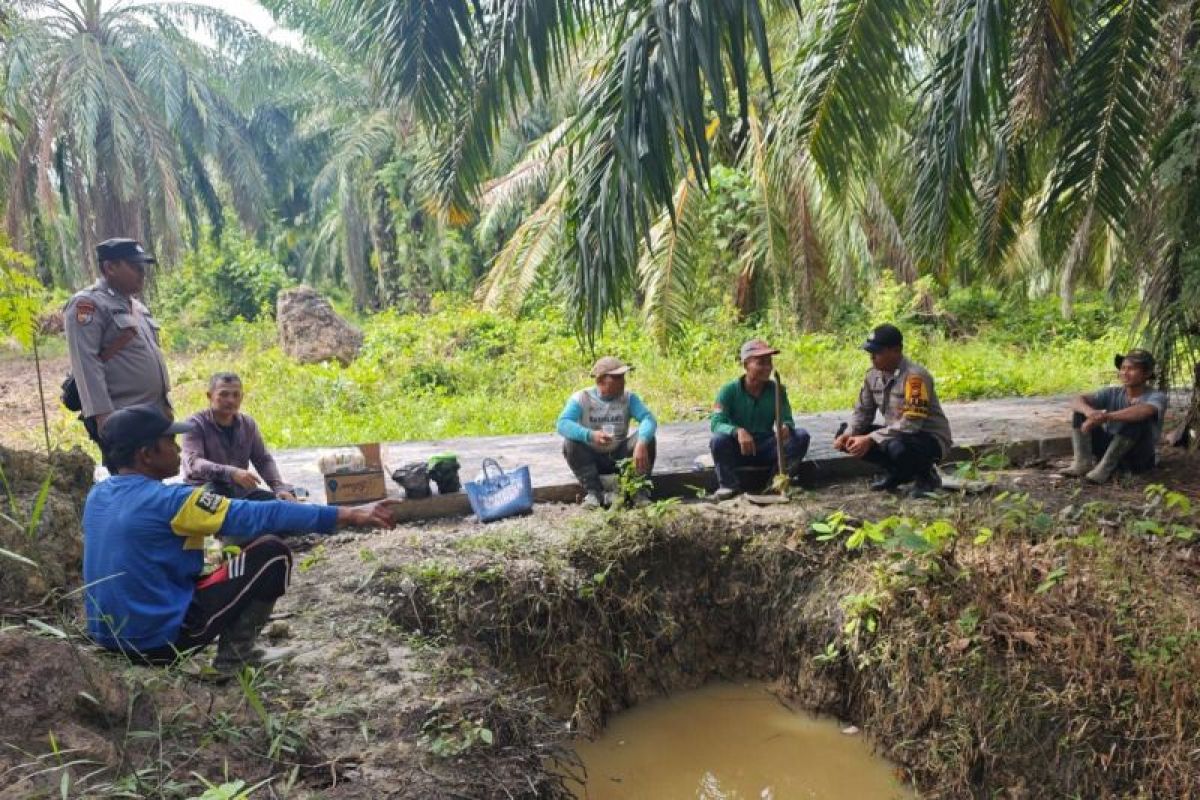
[28,295,1128,453]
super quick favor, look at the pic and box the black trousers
[138,536,292,663]
[81,416,113,471]
[1071,413,1156,472]
[204,482,276,502]
[562,437,656,494]
[862,425,942,482]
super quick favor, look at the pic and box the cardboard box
[323,443,387,505]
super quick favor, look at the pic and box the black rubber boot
[213,600,294,674]
[870,473,904,492]
[1059,429,1096,477]
[1085,435,1135,484]
[909,467,943,498]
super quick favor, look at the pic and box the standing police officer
[64,238,172,445]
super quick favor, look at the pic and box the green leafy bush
[30,284,1133,453]
[153,230,293,349]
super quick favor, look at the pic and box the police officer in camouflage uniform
[64,238,172,447]
[834,324,953,497]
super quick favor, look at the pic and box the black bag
[391,461,432,499]
[61,373,82,412]
[427,454,462,494]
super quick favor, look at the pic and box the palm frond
[638,176,705,344]
[564,0,781,340]
[776,0,919,188]
[1008,0,1075,136]
[124,3,265,61]
[1056,206,1102,316]
[975,129,1030,269]
[310,111,398,208]
[477,118,572,244]
[746,112,833,329]
[782,154,833,329]
[477,183,565,312]
[910,0,1015,252]
[859,180,918,285]
[1044,0,1164,233]
[329,0,475,119]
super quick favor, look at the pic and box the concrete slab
[268,394,1094,519]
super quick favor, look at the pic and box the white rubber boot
[1085,435,1135,484]
[1059,430,1096,477]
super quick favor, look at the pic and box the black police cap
[100,404,194,452]
[96,238,157,264]
[862,323,904,353]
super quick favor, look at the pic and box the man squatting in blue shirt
[83,404,399,673]
[556,356,658,509]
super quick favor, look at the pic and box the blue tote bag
[464,459,533,522]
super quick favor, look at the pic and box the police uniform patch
[196,491,223,513]
[75,300,96,325]
[903,375,930,419]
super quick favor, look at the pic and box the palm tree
[323,0,1197,405]
[318,0,787,339]
[1,0,273,285]
[262,0,496,313]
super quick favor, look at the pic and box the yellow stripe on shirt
[170,488,230,550]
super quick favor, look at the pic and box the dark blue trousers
[710,429,810,490]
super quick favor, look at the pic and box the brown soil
[0,446,1197,798]
[0,352,70,450]
[0,445,95,610]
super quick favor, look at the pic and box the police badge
[75,299,96,325]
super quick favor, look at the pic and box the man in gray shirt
[834,324,953,497]
[64,238,172,448]
[1062,350,1167,483]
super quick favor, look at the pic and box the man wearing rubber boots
[709,339,811,501]
[1061,349,1167,483]
[835,324,952,498]
[83,404,399,674]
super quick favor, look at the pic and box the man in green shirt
[709,339,810,500]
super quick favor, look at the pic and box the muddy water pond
[571,682,914,799]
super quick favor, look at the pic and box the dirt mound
[0,632,130,797]
[0,445,94,611]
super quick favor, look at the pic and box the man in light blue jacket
[556,356,658,508]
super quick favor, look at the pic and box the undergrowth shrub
[34,287,1132,452]
[153,231,292,350]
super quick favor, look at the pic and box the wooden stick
[773,369,785,479]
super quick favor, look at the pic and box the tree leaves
[777,0,919,189]
[1044,0,1165,232]
[0,235,42,349]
